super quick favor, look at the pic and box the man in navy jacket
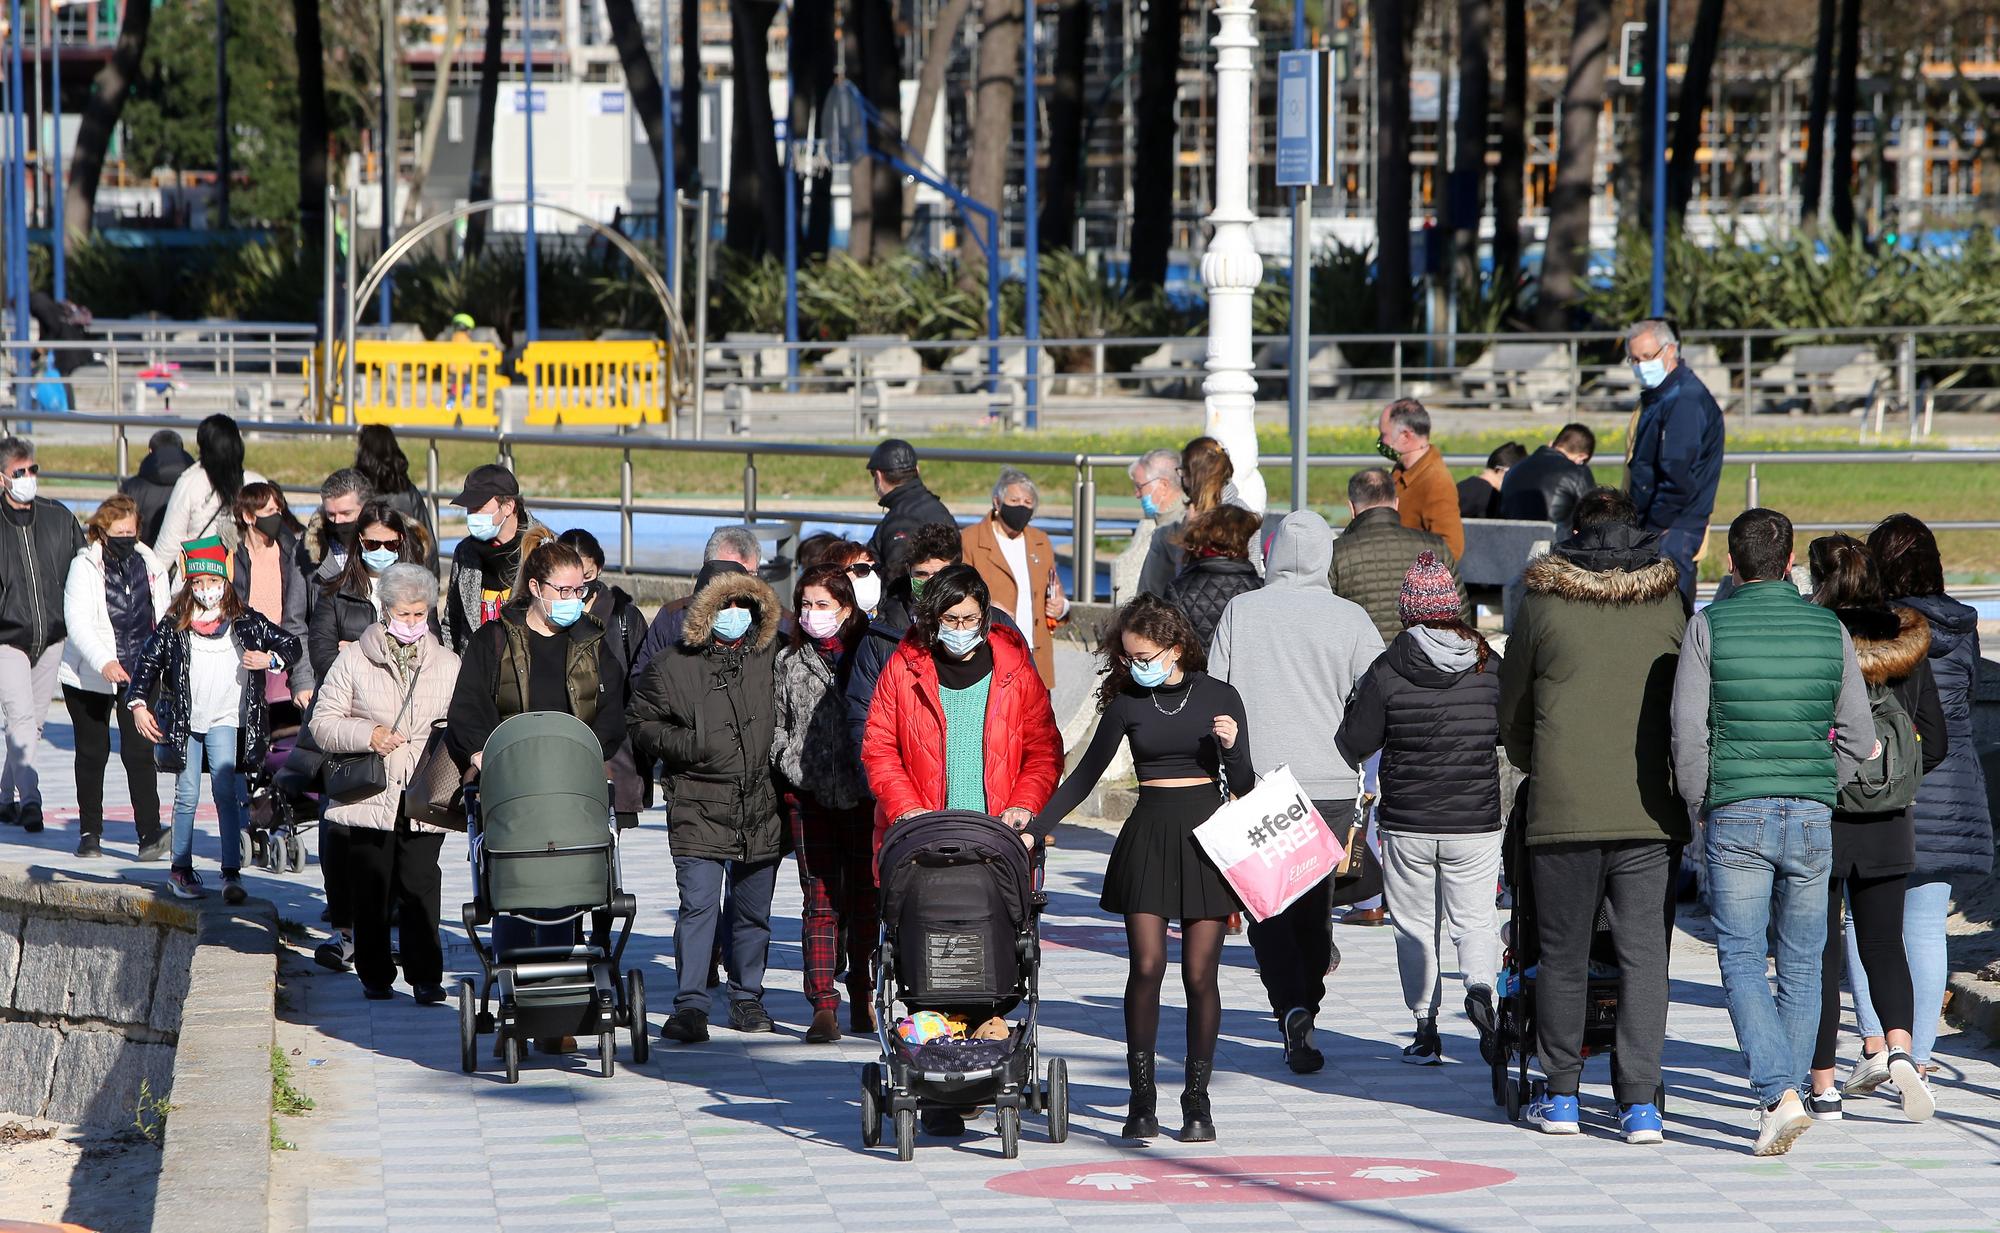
[1624,318,1724,608]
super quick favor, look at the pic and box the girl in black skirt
[1039,595,1254,1143]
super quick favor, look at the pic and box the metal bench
[1458,341,1578,411]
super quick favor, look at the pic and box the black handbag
[321,663,421,804]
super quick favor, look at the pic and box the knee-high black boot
[1122,1050,1159,1138]
[1179,1057,1216,1143]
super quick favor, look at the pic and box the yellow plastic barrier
[520,339,672,427]
[311,341,508,427]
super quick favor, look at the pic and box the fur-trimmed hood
[1838,604,1931,685]
[681,571,781,651]
[1522,553,1682,607]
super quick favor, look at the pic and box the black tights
[1815,871,1914,1072]
[1124,914,1227,1064]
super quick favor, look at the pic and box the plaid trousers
[785,792,879,1012]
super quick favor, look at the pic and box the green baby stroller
[457,712,650,1082]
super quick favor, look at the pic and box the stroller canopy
[877,810,1033,929]
[480,711,612,913]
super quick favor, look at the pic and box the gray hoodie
[1208,510,1386,801]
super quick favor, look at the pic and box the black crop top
[1038,672,1255,825]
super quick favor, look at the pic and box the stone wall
[0,866,199,1130]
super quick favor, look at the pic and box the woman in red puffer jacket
[861,563,1064,854]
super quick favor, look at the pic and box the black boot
[1121,1050,1159,1139]
[1178,1058,1216,1143]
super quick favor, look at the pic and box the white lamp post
[1200,0,1267,512]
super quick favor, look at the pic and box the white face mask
[850,571,882,613]
[192,584,226,614]
[6,474,36,504]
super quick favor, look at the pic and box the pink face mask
[799,609,845,641]
[386,616,428,645]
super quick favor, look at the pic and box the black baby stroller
[860,810,1070,1161]
[457,712,648,1083]
[1488,782,1664,1119]
[242,711,318,875]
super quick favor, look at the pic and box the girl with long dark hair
[353,424,436,556]
[157,414,264,566]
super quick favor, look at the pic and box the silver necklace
[1150,677,1192,716]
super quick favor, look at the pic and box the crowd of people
[0,320,1987,1157]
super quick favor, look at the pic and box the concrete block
[0,909,20,1005]
[0,1020,59,1118]
[44,1028,175,1130]
[150,925,199,1035]
[15,914,158,1025]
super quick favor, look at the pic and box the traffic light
[1619,22,1647,85]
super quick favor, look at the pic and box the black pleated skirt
[1101,784,1242,921]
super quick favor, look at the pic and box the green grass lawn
[37,424,1998,581]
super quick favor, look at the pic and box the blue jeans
[1848,878,1953,1064]
[673,856,780,1015]
[1657,524,1704,610]
[1704,797,1833,1107]
[171,728,245,875]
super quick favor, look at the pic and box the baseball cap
[866,439,918,473]
[449,463,521,510]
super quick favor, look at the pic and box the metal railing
[2,409,1993,599]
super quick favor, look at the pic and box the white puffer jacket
[308,623,462,833]
[60,541,172,694]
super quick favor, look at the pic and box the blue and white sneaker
[1526,1093,1580,1135]
[1619,1102,1665,1144]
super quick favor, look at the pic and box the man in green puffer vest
[1672,508,1876,1158]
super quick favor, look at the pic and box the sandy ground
[0,1119,161,1233]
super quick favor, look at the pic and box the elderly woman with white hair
[308,563,462,1003]
[960,466,1069,687]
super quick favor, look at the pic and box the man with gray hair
[1625,318,1724,607]
[0,437,84,835]
[962,467,1069,685]
[1377,398,1463,558]
[302,467,377,605]
[1116,447,1185,602]
[632,524,771,683]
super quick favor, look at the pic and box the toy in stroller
[457,712,649,1083]
[1488,784,1666,1119]
[241,712,318,874]
[860,810,1070,1161]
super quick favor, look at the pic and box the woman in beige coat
[309,564,461,1003]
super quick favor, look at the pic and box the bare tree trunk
[1039,0,1089,251]
[1372,0,1411,331]
[1491,0,1526,292]
[402,0,465,224]
[682,0,702,191]
[854,0,902,258]
[1667,0,1726,219]
[603,0,669,175]
[1830,0,1860,236]
[1534,0,1610,330]
[65,0,154,238]
[1449,0,1492,294]
[724,0,786,255]
[1800,0,1835,222]
[901,0,976,225]
[791,0,836,258]
[465,0,508,256]
[296,0,329,241]
[1127,0,1182,290]
[966,0,1024,278]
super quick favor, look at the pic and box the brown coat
[309,624,462,833]
[961,513,1063,687]
[1395,444,1465,559]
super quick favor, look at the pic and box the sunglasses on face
[360,535,403,551]
[7,464,38,479]
[846,563,876,578]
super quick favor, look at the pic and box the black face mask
[104,535,138,562]
[254,513,284,543]
[996,503,1033,534]
[331,519,360,546]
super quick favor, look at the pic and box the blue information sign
[1275,52,1319,188]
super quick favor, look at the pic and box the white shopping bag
[1192,765,1345,922]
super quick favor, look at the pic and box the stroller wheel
[1504,1074,1524,1121]
[1045,1059,1070,1144]
[502,1034,522,1084]
[286,832,307,873]
[1490,1054,1507,1107]
[239,831,256,872]
[860,1064,883,1147]
[458,979,479,1074]
[893,1108,915,1162]
[599,1032,616,1079]
[997,1105,1020,1160]
[626,971,650,1065]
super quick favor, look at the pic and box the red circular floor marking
[988,1155,1515,1203]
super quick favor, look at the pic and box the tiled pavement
[5,711,2000,1233]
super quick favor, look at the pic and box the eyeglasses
[6,464,38,479]
[360,535,403,551]
[539,584,590,600]
[1128,648,1167,667]
[938,612,984,630]
[846,563,876,578]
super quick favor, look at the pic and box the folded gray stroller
[457,712,648,1082]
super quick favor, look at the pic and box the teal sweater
[938,678,992,811]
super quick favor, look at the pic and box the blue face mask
[465,512,501,541]
[1129,657,1171,688]
[712,606,752,642]
[547,597,585,628]
[1633,357,1669,390]
[362,547,399,572]
[938,627,984,658]
[1139,491,1161,519]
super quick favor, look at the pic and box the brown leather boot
[806,1008,842,1043]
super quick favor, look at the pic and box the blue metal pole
[1650,0,1667,319]
[522,0,540,342]
[660,8,676,294]
[985,220,999,385]
[782,87,797,382]
[1022,0,1039,427]
[47,0,62,301]
[8,0,30,349]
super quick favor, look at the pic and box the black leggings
[1123,914,1227,1065]
[1815,872,1914,1071]
[63,685,161,840]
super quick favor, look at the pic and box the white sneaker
[1886,1051,1935,1122]
[1842,1050,1891,1096]
[1753,1090,1812,1156]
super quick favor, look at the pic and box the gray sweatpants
[1380,829,1505,1021]
[0,644,62,807]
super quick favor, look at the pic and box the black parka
[128,612,303,774]
[1336,629,1504,836]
